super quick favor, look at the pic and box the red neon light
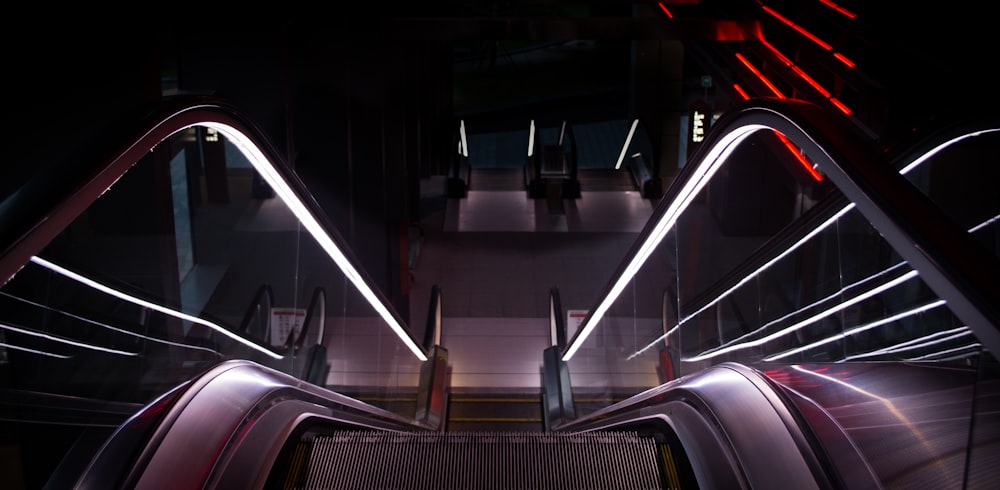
[776,131,823,181]
[749,39,852,123]
[657,3,674,19]
[761,39,833,98]
[790,65,831,97]
[762,5,833,50]
[818,0,858,19]
[733,83,751,100]
[735,52,785,98]
[833,52,856,68]
[761,39,793,65]
[829,97,853,115]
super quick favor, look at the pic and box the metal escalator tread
[289,430,664,489]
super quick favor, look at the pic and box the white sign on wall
[566,309,588,340]
[270,307,306,347]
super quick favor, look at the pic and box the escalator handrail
[422,284,442,352]
[549,286,566,348]
[238,283,275,341]
[664,105,992,332]
[563,96,1000,359]
[556,362,877,489]
[0,94,424,358]
[75,359,429,489]
[292,286,326,351]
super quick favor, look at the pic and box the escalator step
[290,430,663,489]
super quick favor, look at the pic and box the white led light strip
[565,119,1000,363]
[562,124,764,360]
[30,256,282,359]
[200,122,428,361]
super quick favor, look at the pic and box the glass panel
[901,129,1000,259]
[0,123,423,486]
[562,120,997,487]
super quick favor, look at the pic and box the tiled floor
[409,176,658,391]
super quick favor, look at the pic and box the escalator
[70,359,809,489]
[3,95,999,489]
[283,430,665,489]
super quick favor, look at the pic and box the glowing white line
[969,213,1000,234]
[627,261,911,361]
[907,343,981,361]
[201,122,427,361]
[459,120,468,158]
[842,327,973,361]
[679,204,856,328]
[764,300,947,361]
[1,291,224,357]
[718,262,910,351]
[1,321,136,356]
[528,120,536,158]
[563,124,763,360]
[614,119,639,170]
[0,342,71,359]
[899,128,1000,175]
[29,256,282,360]
[567,118,1000,362]
[683,270,919,362]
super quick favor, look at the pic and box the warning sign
[270,307,306,347]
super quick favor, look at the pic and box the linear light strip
[843,327,973,361]
[683,270,919,362]
[29,256,281,359]
[817,0,858,19]
[760,39,853,116]
[0,341,70,359]
[458,120,468,158]
[615,119,639,170]
[528,120,536,158]
[631,153,998,362]
[899,128,1000,175]
[567,107,998,363]
[969,214,1000,234]
[682,204,855,330]
[1,290,223,357]
[623,122,1000,362]
[646,264,905,362]
[736,53,785,98]
[762,5,832,50]
[733,84,751,101]
[721,261,910,350]
[763,300,947,361]
[657,3,674,19]
[1,321,136,356]
[907,343,981,362]
[202,122,428,361]
[761,4,855,68]
[562,124,764,360]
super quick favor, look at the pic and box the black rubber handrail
[292,286,326,352]
[422,284,442,352]
[238,284,275,342]
[549,286,567,348]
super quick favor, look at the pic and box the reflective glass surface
[0,124,423,486]
[563,123,999,487]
